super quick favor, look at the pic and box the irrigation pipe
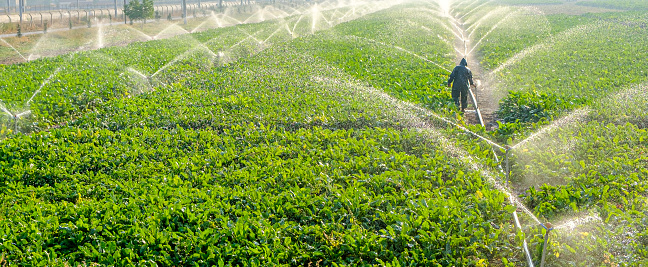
[468,86,536,267]
[467,88,483,126]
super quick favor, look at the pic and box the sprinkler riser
[540,227,553,267]
[504,148,512,187]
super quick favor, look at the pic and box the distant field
[494,0,563,4]
[535,2,621,15]
[577,0,648,10]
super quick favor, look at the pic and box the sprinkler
[504,145,512,186]
[13,114,18,133]
[539,222,554,267]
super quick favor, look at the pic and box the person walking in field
[447,58,476,113]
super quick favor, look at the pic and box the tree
[124,0,154,27]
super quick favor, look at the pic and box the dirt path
[448,15,499,130]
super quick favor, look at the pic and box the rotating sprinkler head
[541,222,554,230]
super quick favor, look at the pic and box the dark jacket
[447,58,474,91]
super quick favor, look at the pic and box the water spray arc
[0,102,31,134]
[0,39,28,61]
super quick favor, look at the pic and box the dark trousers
[452,89,468,110]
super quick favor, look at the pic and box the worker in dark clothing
[447,58,475,113]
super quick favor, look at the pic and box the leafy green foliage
[497,90,574,123]
[0,125,514,265]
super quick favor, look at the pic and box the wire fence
[0,0,296,35]
[1,0,272,13]
[0,0,293,28]
[0,0,284,22]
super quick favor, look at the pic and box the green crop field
[0,0,646,266]
[577,0,648,11]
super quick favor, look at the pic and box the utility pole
[5,0,9,15]
[18,0,23,24]
[123,0,126,23]
[182,0,186,24]
[114,0,117,17]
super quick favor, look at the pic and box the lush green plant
[497,91,574,123]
